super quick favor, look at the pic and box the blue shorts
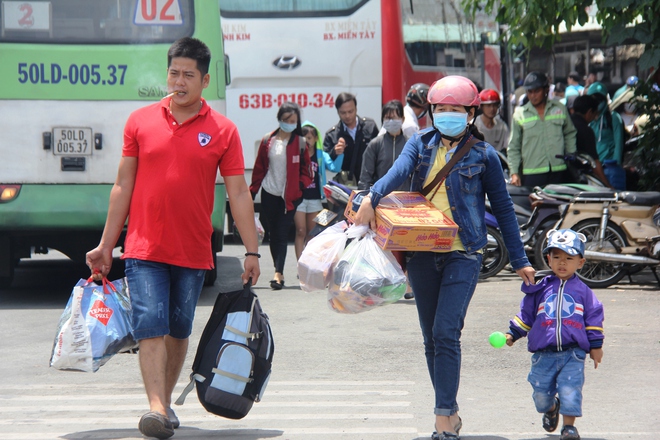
[125,259,205,340]
[528,347,586,417]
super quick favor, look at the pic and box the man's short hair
[572,95,598,115]
[167,37,211,76]
[335,92,357,110]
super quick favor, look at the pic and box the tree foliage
[462,0,660,190]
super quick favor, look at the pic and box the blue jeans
[528,347,586,417]
[125,259,205,340]
[603,161,626,190]
[406,251,482,416]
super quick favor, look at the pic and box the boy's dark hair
[554,82,567,94]
[381,100,404,122]
[167,37,211,76]
[572,95,598,115]
[568,71,581,82]
[335,92,357,110]
[277,101,302,135]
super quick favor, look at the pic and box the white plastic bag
[50,277,138,372]
[297,221,349,292]
[328,226,407,314]
[234,213,265,246]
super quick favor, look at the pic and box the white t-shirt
[262,138,288,197]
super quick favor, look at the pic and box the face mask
[279,121,296,133]
[382,119,403,135]
[433,112,468,137]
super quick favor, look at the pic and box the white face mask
[382,118,403,135]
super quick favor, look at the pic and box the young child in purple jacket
[506,228,604,440]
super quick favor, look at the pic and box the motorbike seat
[619,191,660,206]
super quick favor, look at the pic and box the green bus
[0,0,227,287]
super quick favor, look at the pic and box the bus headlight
[0,185,21,202]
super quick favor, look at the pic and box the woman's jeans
[406,251,482,416]
[260,189,295,274]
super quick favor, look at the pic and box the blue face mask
[433,112,468,137]
[279,121,297,133]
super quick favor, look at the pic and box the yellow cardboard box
[345,191,458,251]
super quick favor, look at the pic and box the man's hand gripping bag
[175,281,274,419]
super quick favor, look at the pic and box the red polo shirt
[121,98,244,269]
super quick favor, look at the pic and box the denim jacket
[369,127,530,270]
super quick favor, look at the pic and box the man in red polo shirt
[86,37,260,439]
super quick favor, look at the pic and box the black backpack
[175,281,274,419]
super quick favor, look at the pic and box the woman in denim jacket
[355,76,536,440]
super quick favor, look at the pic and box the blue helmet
[543,229,586,257]
[626,75,639,87]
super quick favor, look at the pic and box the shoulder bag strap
[421,136,478,197]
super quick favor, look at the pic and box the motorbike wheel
[572,219,629,289]
[532,223,559,271]
[480,226,509,279]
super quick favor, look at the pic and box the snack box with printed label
[345,191,458,251]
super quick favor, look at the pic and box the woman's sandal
[269,280,284,290]
[431,417,462,440]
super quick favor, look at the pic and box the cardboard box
[345,191,458,251]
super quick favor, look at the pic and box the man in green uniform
[508,72,577,187]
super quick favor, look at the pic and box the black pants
[260,189,295,274]
[521,170,569,188]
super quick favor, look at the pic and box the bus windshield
[0,0,194,44]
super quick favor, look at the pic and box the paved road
[0,243,659,439]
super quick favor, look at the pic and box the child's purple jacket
[509,274,604,353]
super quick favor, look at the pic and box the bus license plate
[52,128,92,156]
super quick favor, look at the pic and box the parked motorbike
[480,211,509,279]
[546,190,660,288]
[309,180,352,238]
[522,183,614,270]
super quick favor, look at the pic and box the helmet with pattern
[406,83,430,108]
[479,89,501,105]
[427,76,480,107]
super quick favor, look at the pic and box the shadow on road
[61,427,284,439]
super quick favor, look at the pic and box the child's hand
[506,333,515,347]
[589,348,603,368]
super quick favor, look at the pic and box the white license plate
[52,127,92,155]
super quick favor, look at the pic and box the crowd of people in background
[250,67,655,290]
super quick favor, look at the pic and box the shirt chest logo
[198,132,212,147]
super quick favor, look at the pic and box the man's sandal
[542,397,561,432]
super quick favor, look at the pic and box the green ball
[489,331,507,348]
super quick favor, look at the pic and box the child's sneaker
[542,397,560,432]
[560,424,580,440]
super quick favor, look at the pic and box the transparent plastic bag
[297,221,349,292]
[328,226,407,314]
